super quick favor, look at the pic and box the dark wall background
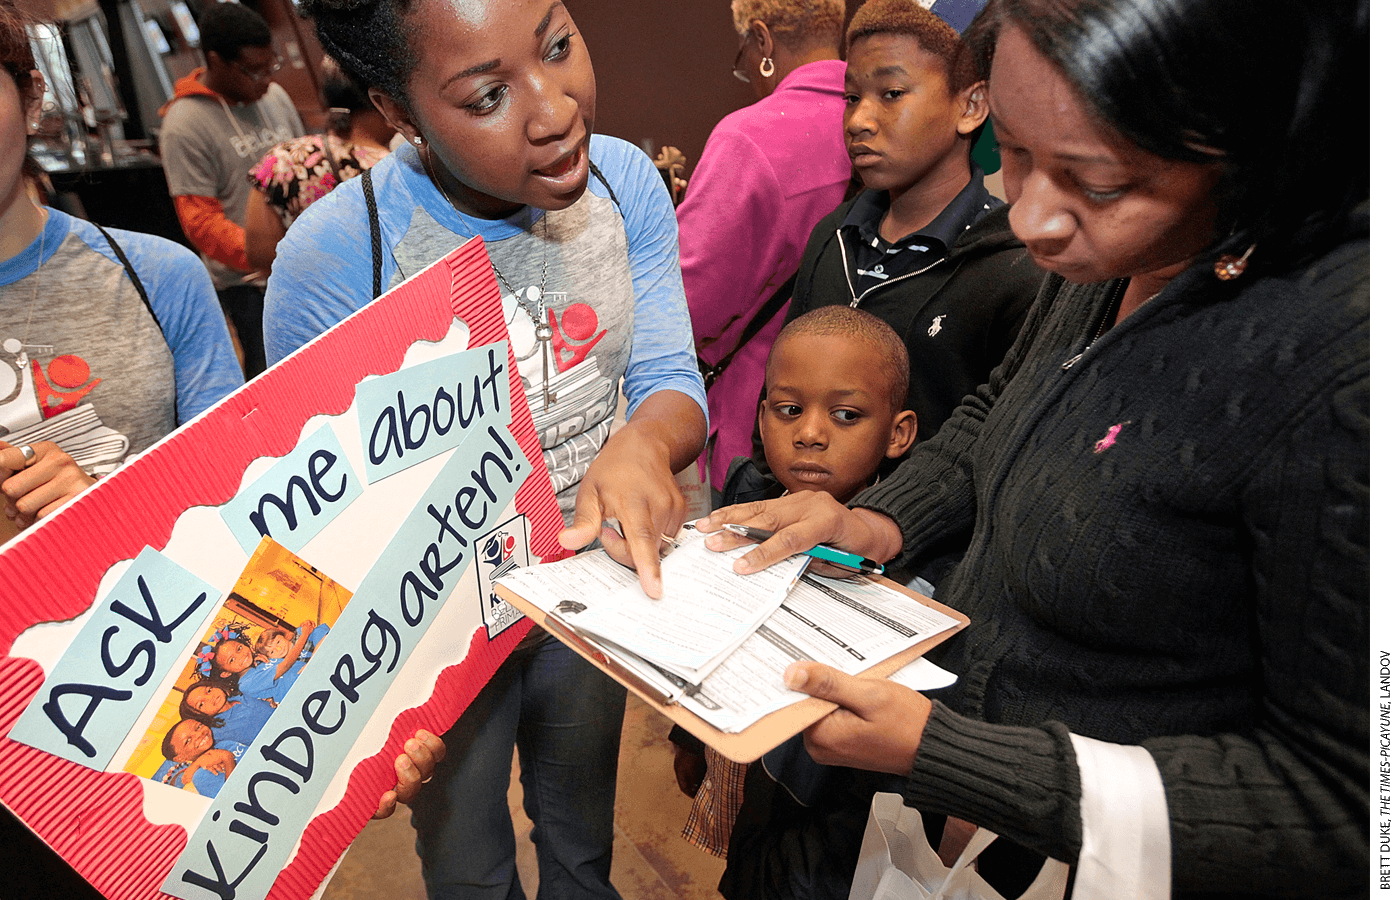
[569,0,755,167]
[251,0,781,166]
[569,0,866,170]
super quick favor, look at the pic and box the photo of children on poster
[126,538,350,799]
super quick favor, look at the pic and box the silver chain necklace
[426,152,560,407]
[20,206,49,348]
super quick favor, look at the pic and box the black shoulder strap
[362,157,612,302]
[588,160,623,218]
[93,222,163,340]
[93,221,180,420]
[362,168,383,300]
[696,270,798,391]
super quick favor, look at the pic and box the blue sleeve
[263,165,401,363]
[190,767,226,798]
[214,696,277,744]
[303,621,330,652]
[589,137,708,427]
[105,229,243,423]
[270,660,308,702]
[236,660,277,697]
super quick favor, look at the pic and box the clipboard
[495,576,969,763]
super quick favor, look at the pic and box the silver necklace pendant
[540,340,553,409]
[524,284,553,342]
[541,360,555,409]
[523,285,554,408]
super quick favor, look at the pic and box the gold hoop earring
[759,57,775,79]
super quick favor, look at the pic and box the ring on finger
[16,444,36,467]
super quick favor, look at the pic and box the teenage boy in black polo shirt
[778,0,1042,448]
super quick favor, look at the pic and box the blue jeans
[411,634,627,900]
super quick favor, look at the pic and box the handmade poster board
[0,237,568,900]
[496,574,969,763]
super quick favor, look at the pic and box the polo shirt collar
[841,162,993,252]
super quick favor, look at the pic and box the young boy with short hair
[718,4,1046,897]
[769,0,1043,461]
[724,306,917,507]
[677,306,917,856]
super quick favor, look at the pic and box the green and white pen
[721,523,885,576]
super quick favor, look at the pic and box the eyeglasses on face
[733,30,753,83]
[234,55,283,82]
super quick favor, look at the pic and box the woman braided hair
[265,0,708,897]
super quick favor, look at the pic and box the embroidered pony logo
[1094,421,1130,453]
[927,315,945,338]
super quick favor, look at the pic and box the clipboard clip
[545,608,613,668]
[654,667,721,710]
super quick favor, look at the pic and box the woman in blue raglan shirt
[0,0,441,836]
[262,1,708,897]
[0,8,242,534]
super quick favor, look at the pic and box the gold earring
[759,57,775,78]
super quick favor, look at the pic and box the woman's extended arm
[244,187,286,276]
[560,389,706,598]
[557,138,708,597]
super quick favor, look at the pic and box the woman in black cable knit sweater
[698,0,1369,896]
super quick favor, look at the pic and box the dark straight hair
[1,0,36,93]
[965,0,1368,274]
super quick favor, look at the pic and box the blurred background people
[1,1,242,540]
[244,57,396,271]
[158,1,303,378]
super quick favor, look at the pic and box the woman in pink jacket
[679,0,851,498]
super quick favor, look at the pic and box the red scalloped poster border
[0,238,569,899]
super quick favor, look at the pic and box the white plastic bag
[847,793,1069,900]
